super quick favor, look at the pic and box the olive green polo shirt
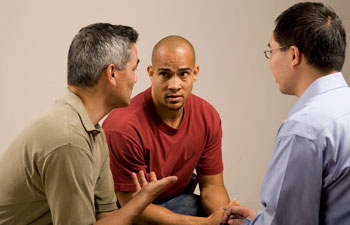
[0,89,117,225]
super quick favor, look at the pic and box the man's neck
[68,85,110,126]
[294,67,339,97]
[153,103,184,129]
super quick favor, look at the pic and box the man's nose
[168,76,181,91]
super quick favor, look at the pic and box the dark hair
[274,2,346,71]
[67,23,138,87]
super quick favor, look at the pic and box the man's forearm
[94,191,154,225]
[200,185,230,214]
[95,173,178,225]
[132,203,210,225]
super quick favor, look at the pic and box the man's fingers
[229,198,240,207]
[147,176,177,195]
[138,170,148,187]
[158,176,177,188]
[222,206,234,221]
[131,172,141,192]
[222,206,244,221]
[222,205,256,224]
[133,171,177,195]
[149,171,157,182]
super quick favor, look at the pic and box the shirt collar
[62,89,101,133]
[288,72,348,118]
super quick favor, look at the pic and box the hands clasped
[220,199,257,225]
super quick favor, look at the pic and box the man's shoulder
[28,101,69,136]
[23,100,89,154]
[280,89,350,140]
[187,93,220,117]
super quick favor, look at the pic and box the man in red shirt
[103,35,229,225]
[0,23,177,225]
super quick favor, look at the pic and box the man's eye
[180,72,189,77]
[159,72,168,76]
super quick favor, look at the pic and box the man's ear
[193,64,199,82]
[147,65,154,82]
[290,46,301,67]
[105,64,118,86]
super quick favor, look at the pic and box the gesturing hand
[131,170,178,200]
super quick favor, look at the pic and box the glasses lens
[268,51,272,59]
[264,50,271,59]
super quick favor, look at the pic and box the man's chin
[166,103,184,111]
[113,100,130,109]
[279,87,295,96]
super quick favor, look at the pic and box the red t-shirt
[102,87,223,199]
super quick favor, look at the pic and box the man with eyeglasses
[222,2,350,225]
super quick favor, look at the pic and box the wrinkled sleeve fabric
[94,141,118,213]
[196,112,224,175]
[250,133,323,225]
[39,145,115,225]
[107,130,146,192]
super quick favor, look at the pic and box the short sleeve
[39,145,115,225]
[106,130,147,192]
[94,141,118,213]
[196,113,223,175]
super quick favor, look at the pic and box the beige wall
[1,0,349,209]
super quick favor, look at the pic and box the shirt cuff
[96,202,117,213]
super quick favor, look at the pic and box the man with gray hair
[0,23,177,225]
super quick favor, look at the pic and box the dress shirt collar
[288,72,348,118]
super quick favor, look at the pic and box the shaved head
[151,35,196,66]
[147,35,199,114]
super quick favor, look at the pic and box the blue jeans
[154,193,207,217]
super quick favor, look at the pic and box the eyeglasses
[264,46,290,59]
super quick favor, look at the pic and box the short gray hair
[67,23,138,87]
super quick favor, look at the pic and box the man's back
[294,74,350,224]
[0,90,116,225]
[261,73,350,224]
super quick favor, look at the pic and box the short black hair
[274,2,346,71]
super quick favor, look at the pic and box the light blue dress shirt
[250,72,350,225]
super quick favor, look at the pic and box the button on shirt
[251,72,350,225]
